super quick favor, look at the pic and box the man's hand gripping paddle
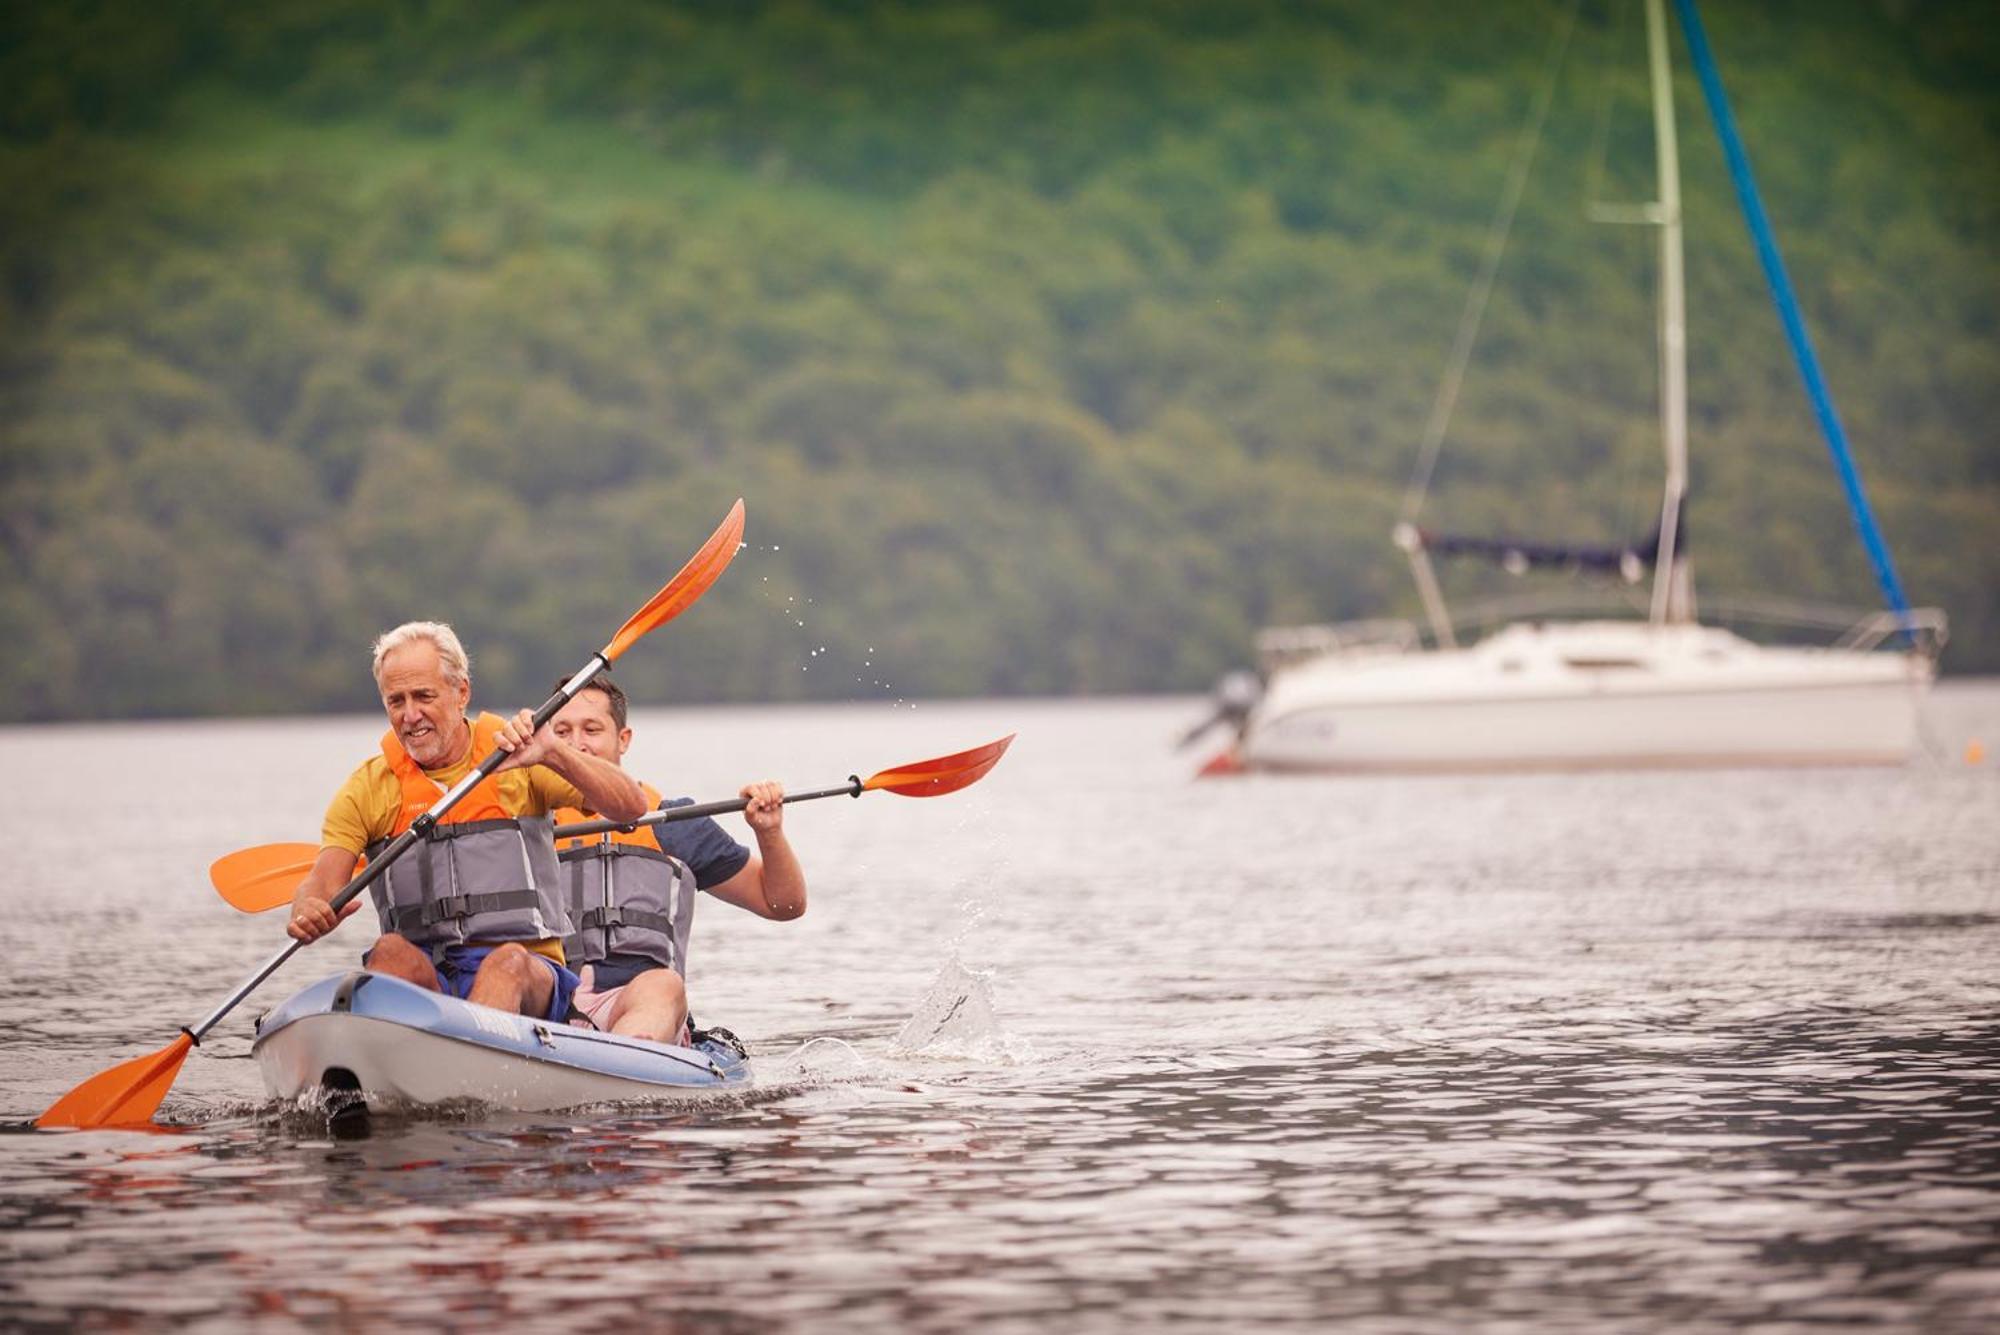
[208,734,1016,913]
[36,500,747,1129]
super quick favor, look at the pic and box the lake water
[3,686,1998,1330]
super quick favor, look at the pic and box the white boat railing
[1257,592,1947,674]
[1255,619,1422,672]
[1702,596,1950,656]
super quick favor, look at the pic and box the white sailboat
[1213,0,1945,775]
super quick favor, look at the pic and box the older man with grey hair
[286,621,647,1021]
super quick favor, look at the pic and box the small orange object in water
[1196,748,1244,778]
[1967,739,1986,766]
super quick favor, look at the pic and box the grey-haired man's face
[376,641,471,768]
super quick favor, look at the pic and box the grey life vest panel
[365,816,571,956]
[557,832,696,975]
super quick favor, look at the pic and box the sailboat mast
[1645,0,1691,624]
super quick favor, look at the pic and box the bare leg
[608,969,688,1044]
[363,934,441,991]
[466,942,555,1018]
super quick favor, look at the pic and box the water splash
[749,547,914,701]
[893,957,1032,1065]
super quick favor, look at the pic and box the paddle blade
[863,734,1015,798]
[36,1032,194,1129]
[602,499,746,663]
[210,843,323,913]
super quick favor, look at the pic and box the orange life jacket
[365,711,570,956]
[552,779,669,853]
[380,711,515,833]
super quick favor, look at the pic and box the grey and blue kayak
[252,971,750,1112]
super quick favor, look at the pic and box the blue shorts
[365,942,580,1024]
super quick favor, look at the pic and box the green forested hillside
[1,0,1994,720]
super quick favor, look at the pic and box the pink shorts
[569,966,690,1046]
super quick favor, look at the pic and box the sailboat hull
[1239,622,1933,773]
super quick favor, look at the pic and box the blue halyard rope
[1671,0,1916,629]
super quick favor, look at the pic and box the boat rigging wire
[1398,0,1585,527]
[1581,2,1657,545]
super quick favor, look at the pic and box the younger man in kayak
[548,673,806,1044]
[286,622,648,1022]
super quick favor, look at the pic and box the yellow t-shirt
[321,723,584,965]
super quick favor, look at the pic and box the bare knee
[611,968,687,1043]
[628,969,685,1011]
[467,942,552,1016]
[479,942,535,981]
[364,934,438,989]
[473,942,543,996]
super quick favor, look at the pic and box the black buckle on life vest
[424,890,538,924]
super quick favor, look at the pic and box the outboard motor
[1176,669,1263,751]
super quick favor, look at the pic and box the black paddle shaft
[553,778,863,840]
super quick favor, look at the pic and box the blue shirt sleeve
[653,797,751,890]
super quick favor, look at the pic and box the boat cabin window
[1562,657,1645,670]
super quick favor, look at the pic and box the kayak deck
[252,971,750,1112]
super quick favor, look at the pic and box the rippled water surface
[4,689,1998,1330]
